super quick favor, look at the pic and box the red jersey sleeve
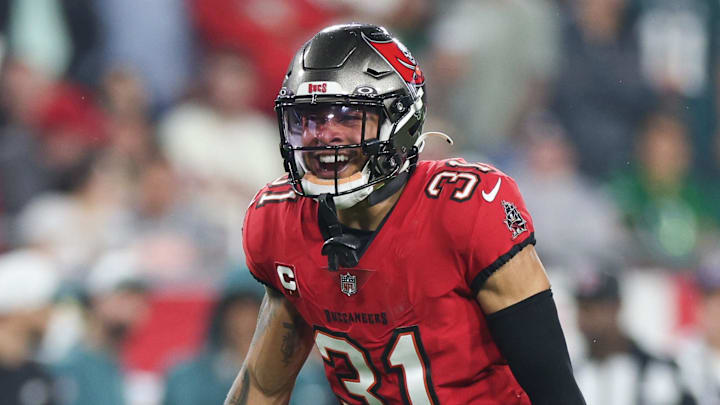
[242,186,284,294]
[465,170,536,294]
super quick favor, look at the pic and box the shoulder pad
[248,175,299,210]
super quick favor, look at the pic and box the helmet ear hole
[372,154,399,176]
[387,95,414,121]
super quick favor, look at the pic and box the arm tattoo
[250,293,275,345]
[226,369,250,405]
[280,322,298,366]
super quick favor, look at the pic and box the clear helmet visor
[282,104,381,181]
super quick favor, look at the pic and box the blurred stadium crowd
[0,0,719,404]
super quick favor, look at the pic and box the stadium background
[0,0,719,404]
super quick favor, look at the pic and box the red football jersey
[243,159,536,405]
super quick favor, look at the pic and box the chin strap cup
[317,194,362,271]
[322,234,363,270]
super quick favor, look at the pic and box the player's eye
[339,114,362,123]
[304,115,327,125]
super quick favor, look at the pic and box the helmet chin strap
[367,169,409,206]
[317,194,362,270]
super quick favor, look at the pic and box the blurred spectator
[189,0,337,111]
[53,250,151,405]
[2,0,71,79]
[95,0,194,113]
[15,152,132,278]
[511,112,628,270]
[10,83,133,275]
[126,156,227,284]
[100,68,151,125]
[0,57,52,250]
[35,84,107,193]
[97,69,160,211]
[162,272,335,405]
[609,106,719,269]
[0,55,52,128]
[634,0,716,99]
[0,58,53,217]
[677,252,720,404]
[0,249,61,405]
[572,269,696,405]
[98,117,156,210]
[0,0,103,85]
[552,0,655,180]
[428,0,559,157]
[161,284,260,405]
[316,0,436,52]
[634,0,720,174]
[60,0,103,87]
[159,48,283,263]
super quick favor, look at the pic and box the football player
[225,24,586,405]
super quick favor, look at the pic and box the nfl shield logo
[340,272,357,296]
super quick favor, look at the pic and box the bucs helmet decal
[362,33,425,88]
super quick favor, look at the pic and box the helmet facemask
[277,95,416,209]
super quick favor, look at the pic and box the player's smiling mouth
[310,152,359,178]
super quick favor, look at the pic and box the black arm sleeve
[486,289,586,405]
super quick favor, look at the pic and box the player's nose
[315,123,346,145]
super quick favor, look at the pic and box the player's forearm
[487,290,586,404]
[225,289,313,405]
[224,364,292,405]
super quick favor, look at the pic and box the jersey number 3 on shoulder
[424,160,494,202]
[314,326,439,405]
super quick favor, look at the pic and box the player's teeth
[318,155,348,163]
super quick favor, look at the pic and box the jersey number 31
[314,326,439,405]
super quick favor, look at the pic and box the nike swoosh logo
[482,178,502,202]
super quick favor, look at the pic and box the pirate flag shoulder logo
[502,200,527,240]
[362,33,425,88]
[340,272,357,296]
